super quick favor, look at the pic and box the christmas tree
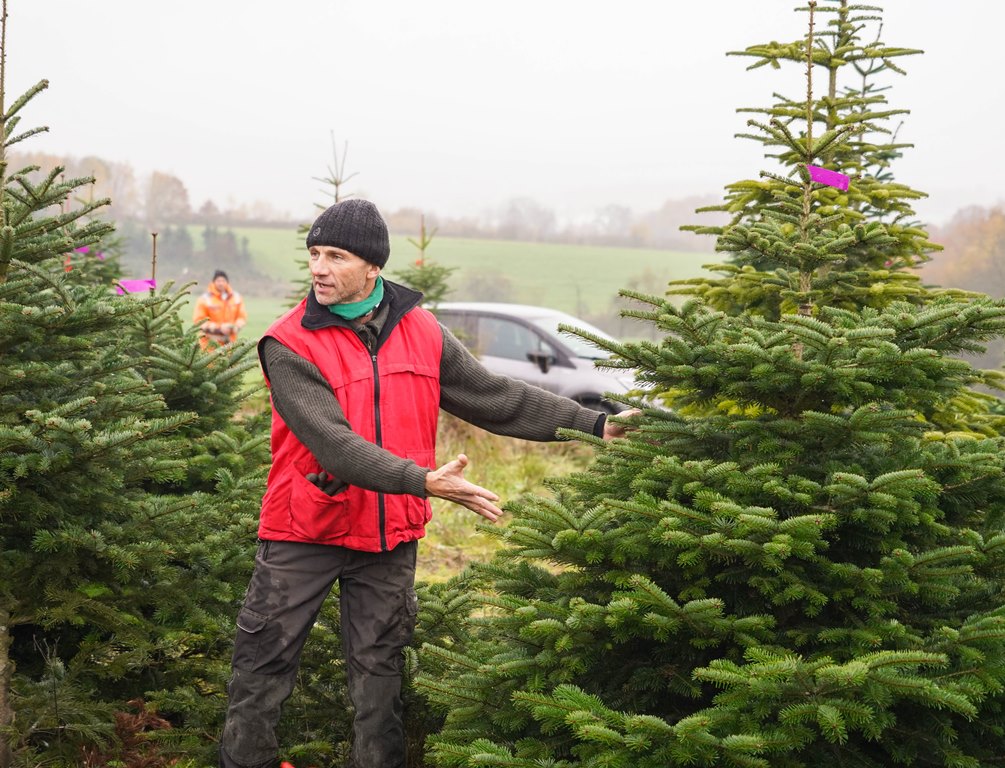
[674,0,937,320]
[419,3,1005,766]
[0,12,269,765]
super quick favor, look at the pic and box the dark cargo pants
[219,539,419,768]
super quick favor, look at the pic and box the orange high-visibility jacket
[193,281,248,345]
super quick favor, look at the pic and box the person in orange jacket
[193,269,248,348]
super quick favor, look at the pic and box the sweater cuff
[402,463,430,498]
[567,408,605,438]
[592,412,607,438]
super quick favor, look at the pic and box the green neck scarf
[327,276,384,320]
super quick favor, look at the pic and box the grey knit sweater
[260,283,606,499]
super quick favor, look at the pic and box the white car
[435,302,636,414]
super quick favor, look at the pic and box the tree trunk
[0,608,13,768]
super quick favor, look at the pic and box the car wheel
[577,397,622,415]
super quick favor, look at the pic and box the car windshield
[527,312,618,360]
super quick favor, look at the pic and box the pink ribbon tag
[806,164,850,191]
[116,279,157,294]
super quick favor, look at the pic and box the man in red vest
[219,199,635,768]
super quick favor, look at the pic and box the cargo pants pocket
[233,606,269,670]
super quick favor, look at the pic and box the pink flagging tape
[806,164,850,191]
[116,279,157,294]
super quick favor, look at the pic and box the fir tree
[675,0,939,320]
[0,12,269,765]
[391,214,456,310]
[419,3,1005,766]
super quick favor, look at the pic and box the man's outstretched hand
[603,408,642,440]
[423,412,642,522]
[424,453,503,522]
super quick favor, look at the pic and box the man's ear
[368,265,382,280]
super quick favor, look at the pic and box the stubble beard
[314,275,370,307]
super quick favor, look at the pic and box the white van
[435,302,636,414]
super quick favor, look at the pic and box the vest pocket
[288,467,352,540]
[405,495,433,526]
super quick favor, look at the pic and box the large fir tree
[0,13,269,766]
[419,3,1005,766]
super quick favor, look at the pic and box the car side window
[478,316,554,361]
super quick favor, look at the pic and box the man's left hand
[603,409,642,440]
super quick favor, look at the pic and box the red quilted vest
[258,298,442,552]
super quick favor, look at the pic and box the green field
[220,226,717,342]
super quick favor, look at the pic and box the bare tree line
[12,149,723,251]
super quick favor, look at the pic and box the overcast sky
[8,1,1003,227]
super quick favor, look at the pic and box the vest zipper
[371,352,388,552]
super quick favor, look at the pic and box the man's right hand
[424,453,503,522]
[306,470,347,496]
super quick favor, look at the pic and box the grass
[242,295,296,340]
[418,414,595,581]
[387,236,712,318]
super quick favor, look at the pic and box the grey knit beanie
[306,199,390,268]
